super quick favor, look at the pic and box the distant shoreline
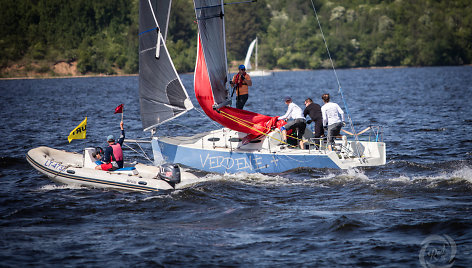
[1,65,470,80]
[0,73,138,80]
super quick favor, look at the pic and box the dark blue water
[1,66,471,267]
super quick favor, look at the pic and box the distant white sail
[243,37,272,77]
[244,38,257,70]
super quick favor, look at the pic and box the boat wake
[180,164,472,192]
[37,183,89,191]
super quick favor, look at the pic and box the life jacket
[233,73,249,95]
[109,143,123,168]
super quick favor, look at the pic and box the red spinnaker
[194,35,277,138]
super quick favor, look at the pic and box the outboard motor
[158,163,181,188]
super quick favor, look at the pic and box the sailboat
[243,37,272,77]
[25,0,201,192]
[152,0,386,174]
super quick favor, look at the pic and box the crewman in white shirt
[279,96,306,149]
[321,93,345,150]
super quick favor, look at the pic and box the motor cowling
[158,163,181,187]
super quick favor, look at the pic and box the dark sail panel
[193,0,229,105]
[139,0,193,131]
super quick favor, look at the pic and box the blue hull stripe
[155,139,339,173]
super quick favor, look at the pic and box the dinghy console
[84,147,99,168]
[158,163,181,187]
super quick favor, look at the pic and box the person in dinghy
[95,121,125,171]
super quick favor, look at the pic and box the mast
[255,37,258,71]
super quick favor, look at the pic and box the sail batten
[139,0,193,131]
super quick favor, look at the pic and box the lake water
[1,66,471,266]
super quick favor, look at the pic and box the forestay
[139,0,193,131]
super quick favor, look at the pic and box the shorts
[284,118,306,140]
[327,122,343,144]
[100,163,114,171]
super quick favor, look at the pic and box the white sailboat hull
[155,128,386,173]
[247,70,273,77]
[26,146,199,192]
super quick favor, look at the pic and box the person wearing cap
[95,121,125,171]
[231,64,252,109]
[279,96,306,149]
[321,93,345,151]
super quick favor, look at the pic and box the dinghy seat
[112,167,138,175]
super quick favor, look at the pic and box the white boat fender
[158,163,181,188]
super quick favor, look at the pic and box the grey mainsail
[139,0,193,131]
[193,0,229,105]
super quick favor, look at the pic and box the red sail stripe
[194,35,277,136]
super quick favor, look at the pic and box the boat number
[200,154,266,171]
[44,159,67,172]
[126,179,137,184]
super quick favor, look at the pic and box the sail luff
[193,0,229,105]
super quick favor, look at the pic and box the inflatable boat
[26,146,199,192]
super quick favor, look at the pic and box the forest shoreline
[4,64,463,81]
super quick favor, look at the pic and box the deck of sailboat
[155,128,386,173]
[157,127,385,159]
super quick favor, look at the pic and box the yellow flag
[68,117,87,143]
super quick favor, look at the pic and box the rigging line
[146,0,159,28]
[309,0,362,157]
[218,111,297,147]
[193,106,221,128]
[219,113,293,148]
[309,0,355,133]
[218,110,304,144]
[139,27,159,36]
[195,0,257,10]
[123,143,153,164]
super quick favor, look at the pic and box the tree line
[1,0,471,76]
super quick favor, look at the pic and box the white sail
[243,37,272,76]
[244,38,257,70]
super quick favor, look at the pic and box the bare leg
[282,129,287,143]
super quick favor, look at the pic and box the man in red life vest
[231,64,252,109]
[95,121,125,171]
